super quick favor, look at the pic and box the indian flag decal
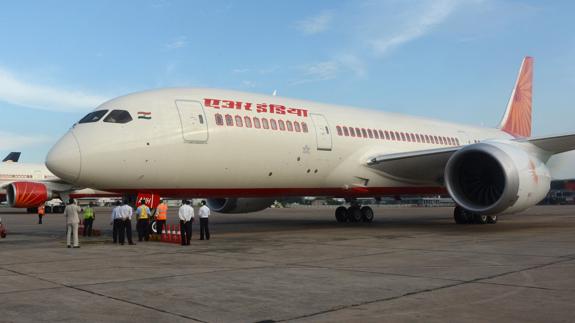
[138,111,152,120]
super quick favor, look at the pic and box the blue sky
[1,0,575,163]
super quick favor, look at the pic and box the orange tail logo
[499,56,533,138]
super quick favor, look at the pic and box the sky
[1,0,575,164]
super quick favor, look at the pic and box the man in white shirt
[64,198,83,248]
[198,200,211,240]
[118,200,135,245]
[178,200,194,245]
[110,201,122,244]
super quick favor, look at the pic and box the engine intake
[6,182,52,208]
[445,142,549,215]
[207,198,275,214]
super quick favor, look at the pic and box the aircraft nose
[46,131,82,183]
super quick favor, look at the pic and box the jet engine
[445,142,550,215]
[207,198,275,213]
[5,182,52,208]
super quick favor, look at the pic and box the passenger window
[343,126,349,136]
[416,134,421,143]
[400,133,406,141]
[215,114,224,126]
[287,120,293,131]
[235,115,243,127]
[361,128,368,138]
[368,129,373,138]
[244,116,252,128]
[325,126,329,134]
[198,115,204,124]
[384,131,390,140]
[301,122,308,133]
[103,110,133,124]
[373,129,379,139]
[294,121,301,132]
[78,110,109,124]
[336,126,342,136]
[262,118,269,129]
[379,130,385,139]
[270,119,278,130]
[253,117,261,129]
[349,127,355,137]
[278,120,286,131]
[356,128,362,137]
[225,114,233,126]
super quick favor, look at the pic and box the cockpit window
[78,110,108,124]
[103,110,133,124]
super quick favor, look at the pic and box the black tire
[348,207,362,222]
[454,206,466,224]
[474,214,488,224]
[360,206,374,223]
[487,215,498,224]
[335,206,347,223]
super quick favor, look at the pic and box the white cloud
[0,131,51,150]
[294,54,366,84]
[369,0,461,56]
[0,68,108,112]
[166,36,188,49]
[295,11,334,35]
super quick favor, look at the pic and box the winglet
[499,56,533,138]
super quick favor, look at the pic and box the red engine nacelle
[6,182,52,208]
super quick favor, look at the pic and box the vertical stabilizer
[499,56,533,138]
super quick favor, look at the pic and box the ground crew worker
[155,200,168,236]
[178,200,194,245]
[119,200,134,245]
[199,200,210,240]
[38,204,45,224]
[135,199,151,241]
[110,201,122,244]
[83,202,95,237]
[64,199,83,248]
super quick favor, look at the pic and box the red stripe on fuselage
[99,187,446,198]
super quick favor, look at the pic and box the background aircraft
[45,57,575,224]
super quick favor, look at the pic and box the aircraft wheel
[347,207,362,222]
[360,206,374,223]
[474,214,488,224]
[454,206,467,224]
[487,215,498,224]
[335,206,347,223]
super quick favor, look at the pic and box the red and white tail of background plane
[44,57,575,224]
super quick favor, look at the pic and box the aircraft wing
[366,132,575,185]
[366,147,458,184]
[518,133,575,154]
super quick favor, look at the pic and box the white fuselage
[46,88,512,198]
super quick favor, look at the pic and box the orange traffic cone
[161,224,167,242]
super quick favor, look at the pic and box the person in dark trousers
[110,201,122,244]
[38,204,45,224]
[178,200,194,245]
[135,200,151,241]
[198,200,211,240]
[83,202,95,237]
[118,200,134,245]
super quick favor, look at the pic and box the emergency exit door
[175,100,209,143]
[310,113,332,151]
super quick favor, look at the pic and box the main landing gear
[453,205,497,225]
[335,201,374,223]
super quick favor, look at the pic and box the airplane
[0,156,118,212]
[45,57,575,224]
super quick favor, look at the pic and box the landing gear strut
[454,205,497,224]
[334,200,374,223]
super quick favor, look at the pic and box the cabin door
[175,100,209,143]
[310,113,332,151]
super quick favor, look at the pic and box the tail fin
[499,56,533,138]
[2,152,21,162]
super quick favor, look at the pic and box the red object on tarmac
[0,222,7,238]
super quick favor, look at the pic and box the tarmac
[0,205,574,323]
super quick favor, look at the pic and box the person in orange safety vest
[154,200,168,236]
[38,204,45,224]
